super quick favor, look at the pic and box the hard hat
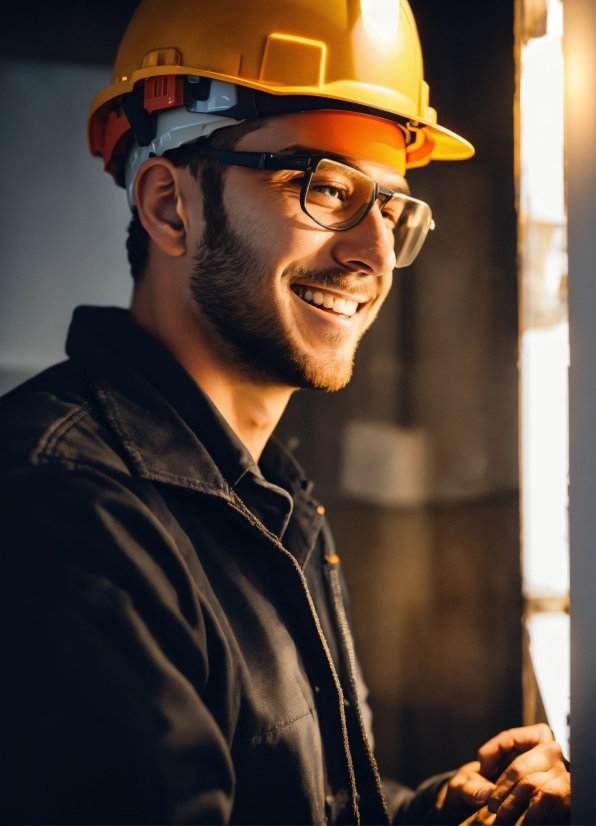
[88,0,474,204]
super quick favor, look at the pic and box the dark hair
[126,117,271,284]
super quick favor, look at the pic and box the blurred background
[0,0,571,791]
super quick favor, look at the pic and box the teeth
[293,285,362,317]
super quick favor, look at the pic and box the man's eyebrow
[277,143,410,194]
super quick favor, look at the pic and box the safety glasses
[186,143,435,268]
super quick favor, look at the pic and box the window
[518,0,569,757]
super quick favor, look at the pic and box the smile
[291,285,365,318]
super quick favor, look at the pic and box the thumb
[460,775,496,809]
[471,784,494,807]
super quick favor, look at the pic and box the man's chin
[297,355,355,392]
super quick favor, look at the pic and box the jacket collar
[65,306,312,508]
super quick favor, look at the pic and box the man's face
[188,112,407,391]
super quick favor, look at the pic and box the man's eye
[310,183,349,202]
[381,209,398,229]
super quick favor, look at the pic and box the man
[0,0,570,823]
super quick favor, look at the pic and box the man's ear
[134,158,188,258]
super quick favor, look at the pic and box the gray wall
[0,59,131,395]
[565,0,596,819]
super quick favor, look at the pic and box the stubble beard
[189,169,363,391]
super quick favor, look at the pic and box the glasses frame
[184,142,433,235]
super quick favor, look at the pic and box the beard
[189,166,367,391]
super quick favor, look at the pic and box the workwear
[0,307,450,824]
[88,0,474,198]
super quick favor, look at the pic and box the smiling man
[130,110,410,461]
[0,1,570,824]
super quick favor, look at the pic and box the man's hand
[435,759,496,822]
[478,723,555,781]
[435,724,570,824]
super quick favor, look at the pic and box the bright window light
[520,2,565,222]
[519,0,569,752]
[521,323,569,596]
[527,612,570,758]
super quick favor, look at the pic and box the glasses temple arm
[188,143,314,172]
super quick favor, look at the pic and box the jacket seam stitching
[33,404,92,462]
[144,468,228,492]
[329,566,388,821]
[94,384,148,475]
[245,709,312,743]
[33,453,235,508]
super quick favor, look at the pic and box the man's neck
[130,284,294,462]
[196,374,294,463]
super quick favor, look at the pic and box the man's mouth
[291,284,365,318]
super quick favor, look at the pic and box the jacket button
[317,505,325,514]
[314,685,320,693]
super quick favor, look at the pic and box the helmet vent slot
[141,48,182,69]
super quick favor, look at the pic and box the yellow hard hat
[89,0,474,191]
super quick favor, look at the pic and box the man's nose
[330,204,397,276]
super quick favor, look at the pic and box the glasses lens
[302,158,433,264]
[391,196,433,267]
[304,159,375,230]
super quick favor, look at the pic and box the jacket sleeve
[387,772,456,824]
[0,462,235,825]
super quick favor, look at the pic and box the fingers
[461,774,497,809]
[436,762,496,822]
[523,775,571,825]
[485,741,569,824]
[436,740,569,826]
[478,724,554,779]
[493,772,550,823]
[440,761,495,811]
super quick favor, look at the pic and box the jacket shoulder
[0,361,130,477]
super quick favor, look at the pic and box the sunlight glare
[360,0,400,47]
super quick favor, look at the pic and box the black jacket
[0,307,448,825]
